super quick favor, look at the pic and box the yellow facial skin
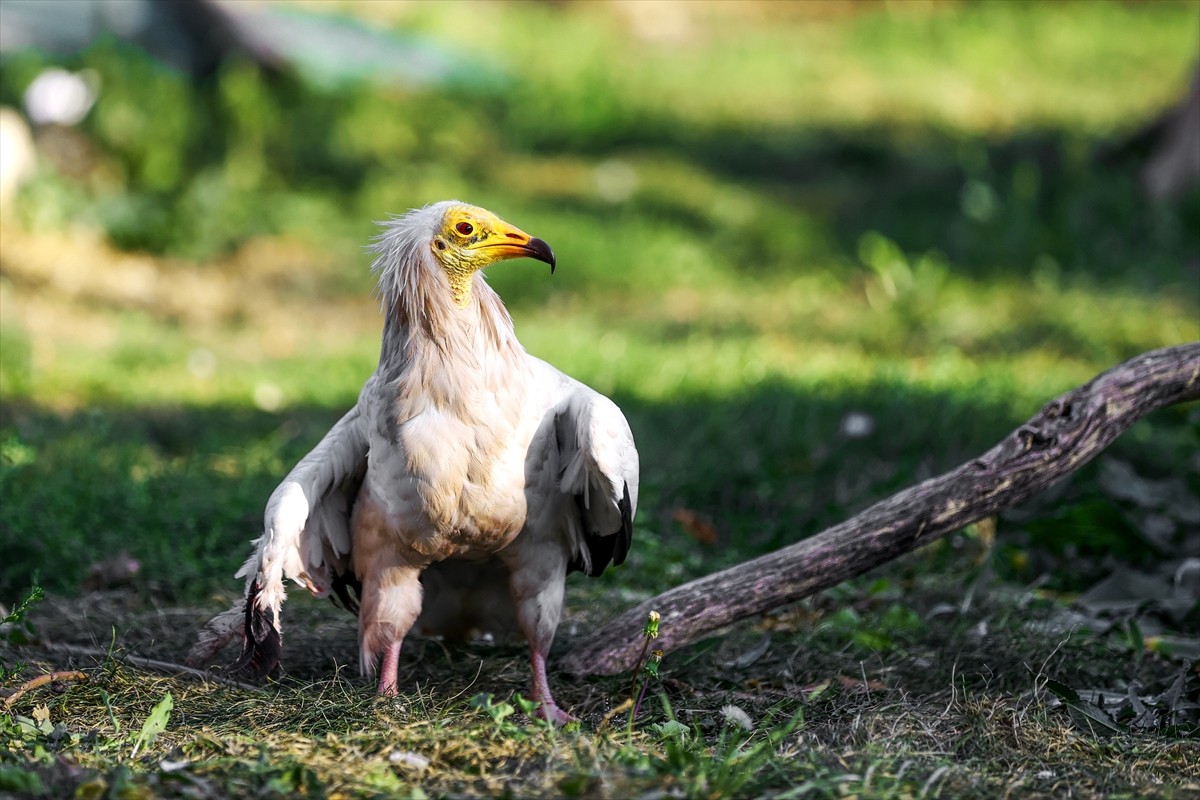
[431,206,556,306]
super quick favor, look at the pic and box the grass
[2,1,1199,797]
[3,575,1198,798]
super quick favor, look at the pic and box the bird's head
[429,204,555,306]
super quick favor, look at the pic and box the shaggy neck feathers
[370,203,525,406]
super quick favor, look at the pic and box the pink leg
[353,494,423,698]
[530,649,573,725]
[376,642,402,696]
[501,544,571,725]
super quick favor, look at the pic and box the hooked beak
[521,237,556,275]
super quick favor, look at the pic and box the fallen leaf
[837,675,885,693]
[672,508,718,545]
[599,698,633,729]
[1076,566,1170,613]
[131,691,173,759]
[804,680,832,701]
[1045,678,1124,735]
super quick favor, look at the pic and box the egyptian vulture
[188,202,639,723]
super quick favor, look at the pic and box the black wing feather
[568,481,633,577]
[330,570,362,614]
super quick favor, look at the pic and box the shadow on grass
[507,120,1200,298]
[3,384,1196,796]
[674,123,1195,276]
[2,377,1194,605]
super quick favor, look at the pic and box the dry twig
[36,642,266,693]
[3,671,89,710]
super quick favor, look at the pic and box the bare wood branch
[559,343,1200,677]
[34,643,266,693]
[2,671,89,710]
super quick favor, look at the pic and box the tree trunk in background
[560,343,1200,677]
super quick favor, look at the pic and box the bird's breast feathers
[354,388,546,564]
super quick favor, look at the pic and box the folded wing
[556,387,639,577]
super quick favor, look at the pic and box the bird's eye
[455,222,474,236]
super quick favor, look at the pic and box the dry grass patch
[4,575,1197,799]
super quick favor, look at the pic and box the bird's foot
[535,701,575,726]
[376,680,399,697]
[528,649,574,725]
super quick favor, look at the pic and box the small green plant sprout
[512,692,559,730]
[130,691,174,759]
[1,585,44,647]
[469,692,515,727]
[1,585,45,684]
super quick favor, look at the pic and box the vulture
[188,201,639,723]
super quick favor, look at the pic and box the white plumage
[189,201,638,723]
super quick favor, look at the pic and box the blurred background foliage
[0,0,1197,607]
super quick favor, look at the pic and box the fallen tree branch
[2,671,89,710]
[560,343,1200,677]
[35,643,266,693]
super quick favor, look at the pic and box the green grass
[1,1,1199,797]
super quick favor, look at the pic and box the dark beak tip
[527,237,556,274]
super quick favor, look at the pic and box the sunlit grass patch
[3,218,1190,412]
[407,0,1200,136]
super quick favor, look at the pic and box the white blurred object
[388,751,430,771]
[614,0,695,45]
[0,0,499,90]
[594,159,638,204]
[0,106,36,215]
[23,68,97,127]
[720,704,754,731]
[187,349,218,380]
[839,411,876,439]
[253,382,284,412]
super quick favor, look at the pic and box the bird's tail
[185,553,284,678]
[184,599,247,667]
[229,578,283,678]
